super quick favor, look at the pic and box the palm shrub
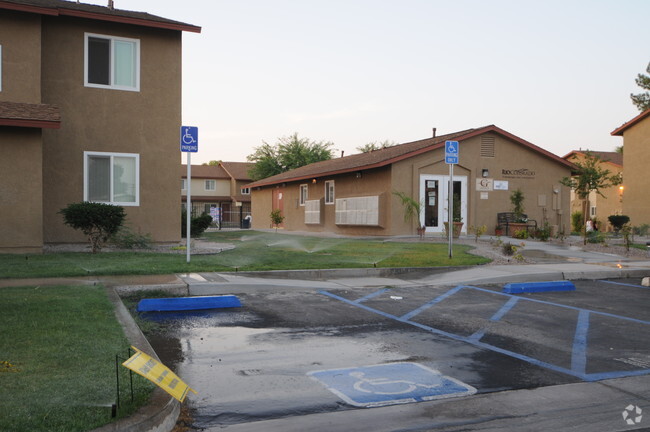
[59,202,126,253]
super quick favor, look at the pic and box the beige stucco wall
[621,114,650,226]
[393,133,572,235]
[40,17,182,244]
[184,178,231,198]
[0,128,43,253]
[0,11,41,103]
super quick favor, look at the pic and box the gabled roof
[611,109,650,136]
[0,0,201,33]
[181,164,230,180]
[0,101,60,128]
[247,125,574,188]
[220,161,253,181]
[562,150,623,167]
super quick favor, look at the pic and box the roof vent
[108,0,114,10]
[432,127,437,138]
[480,136,495,158]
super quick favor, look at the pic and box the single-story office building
[246,125,574,237]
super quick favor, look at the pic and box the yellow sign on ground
[122,346,196,402]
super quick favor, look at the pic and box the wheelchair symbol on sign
[182,128,197,145]
[349,371,441,395]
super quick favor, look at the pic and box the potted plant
[393,191,425,239]
[508,188,529,235]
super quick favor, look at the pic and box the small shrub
[469,225,487,243]
[533,224,551,241]
[513,228,529,239]
[270,209,285,232]
[587,231,606,244]
[571,211,583,233]
[608,215,630,234]
[110,225,152,249]
[181,210,213,238]
[502,242,517,256]
[633,224,650,237]
[59,202,126,253]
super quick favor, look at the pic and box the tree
[560,151,622,244]
[631,61,650,112]
[202,160,221,166]
[393,191,424,238]
[356,140,397,153]
[59,202,126,253]
[247,133,334,181]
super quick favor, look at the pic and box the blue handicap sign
[445,140,459,164]
[180,126,198,152]
[308,362,476,407]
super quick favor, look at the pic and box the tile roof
[0,0,201,33]
[181,164,230,179]
[0,101,61,128]
[563,150,623,167]
[611,108,650,136]
[247,125,574,188]
[220,161,254,181]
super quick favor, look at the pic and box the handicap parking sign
[308,362,476,408]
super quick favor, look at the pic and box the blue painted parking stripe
[464,285,650,326]
[319,284,650,383]
[597,280,649,289]
[571,310,590,375]
[400,285,464,321]
[470,296,519,341]
[355,288,391,303]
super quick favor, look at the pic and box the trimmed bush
[608,215,630,233]
[181,210,213,238]
[59,202,126,253]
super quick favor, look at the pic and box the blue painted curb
[137,295,242,312]
[503,280,575,294]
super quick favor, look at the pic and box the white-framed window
[590,206,596,217]
[241,187,250,195]
[181,179,187,190]
[84,33,140,91]
[205,180,216,191]
[325,180,335,205]
[84,151,139,206]
[299,184,308,206]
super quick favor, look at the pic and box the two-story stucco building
[181,162,253,227]
[611,109,650,227]
[0,0,200,253]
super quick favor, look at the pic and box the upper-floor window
[84,151,139,206]
[205,180,216,191]
[85,33,140,91]
[325,180,335,204]
[241,187,250,195]
[181,179,187,190]
[299,184,308,206]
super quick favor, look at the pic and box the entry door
[420,175,467,233]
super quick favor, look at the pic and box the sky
[96,0,648,164]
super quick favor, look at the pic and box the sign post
[445,141,459,259]
[181,126,198,263]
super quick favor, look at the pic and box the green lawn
[0,231,489,279]
[0,285,154,432]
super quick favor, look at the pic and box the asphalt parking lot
[146,277,650,431]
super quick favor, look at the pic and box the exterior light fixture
[312,178,317,184]
[481,169,489,178]
[355,172,362,179]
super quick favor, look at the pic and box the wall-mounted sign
[494,180,509,190]
[501,168,535,178]
[480,192,489,200]
[476,178,493,191]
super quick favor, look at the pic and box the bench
[497,212,537,236]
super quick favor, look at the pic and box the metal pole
[448,163,454,259]
[186,154,191,263]
[115,354,120,408]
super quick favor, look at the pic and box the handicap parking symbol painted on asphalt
[308,362,476,408]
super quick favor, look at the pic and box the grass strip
[0,231,489,279]
[0,285,154,432]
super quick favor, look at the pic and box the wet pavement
[144,277,650,431]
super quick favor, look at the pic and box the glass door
[420,175,467,233]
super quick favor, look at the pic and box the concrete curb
[90,287,180,432]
